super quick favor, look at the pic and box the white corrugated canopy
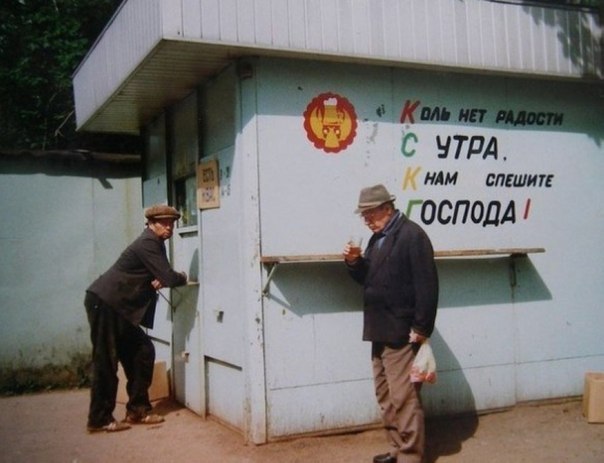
[72,0,603,135]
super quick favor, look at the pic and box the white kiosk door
[169,93,204,415]
[170,230,202,414]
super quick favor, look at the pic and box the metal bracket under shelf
[260,248,545,296]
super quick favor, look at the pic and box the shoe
[87,421,131,433]
[124,412,165,424]
[373,453,396,463]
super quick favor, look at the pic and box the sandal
[87,421,131,433]
[124,413,165,424]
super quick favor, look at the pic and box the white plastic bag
[410,341,437,384]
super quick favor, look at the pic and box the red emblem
[303,92,358,154]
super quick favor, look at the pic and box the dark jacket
[87,228,187,328]
[348,212,439,344]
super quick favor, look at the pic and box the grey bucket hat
[355,184,396,213]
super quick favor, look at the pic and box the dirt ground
[1,389,602,463]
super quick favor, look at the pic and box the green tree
[0,0,130,151]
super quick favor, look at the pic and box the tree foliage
[0,0,134,151]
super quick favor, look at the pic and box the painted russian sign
[256,61,601,259]
[301,91,562,230]
[397,99,561,229]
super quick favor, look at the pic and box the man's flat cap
[144,204,181,220]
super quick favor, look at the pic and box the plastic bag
[410,341,437,384]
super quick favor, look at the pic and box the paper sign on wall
[197,159,220,209]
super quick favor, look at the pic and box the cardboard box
[583,372,604,423]
[116,361,169,404]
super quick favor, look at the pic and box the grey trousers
[372,343,424,463]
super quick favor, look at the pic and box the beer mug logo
[303,92,358,154]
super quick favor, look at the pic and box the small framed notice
[197,159,220,209]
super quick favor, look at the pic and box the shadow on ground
[425,412,479,462]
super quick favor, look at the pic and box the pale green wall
[0,156,141,377]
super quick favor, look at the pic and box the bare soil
[1,389,602,462]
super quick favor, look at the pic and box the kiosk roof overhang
[73,38,431,135]
[73,39,240,135]
[72,0,603,136]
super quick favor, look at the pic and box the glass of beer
[348,236,363,259]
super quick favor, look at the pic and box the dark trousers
[85,292,155,427]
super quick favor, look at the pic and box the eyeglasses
[360,205,386,220]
